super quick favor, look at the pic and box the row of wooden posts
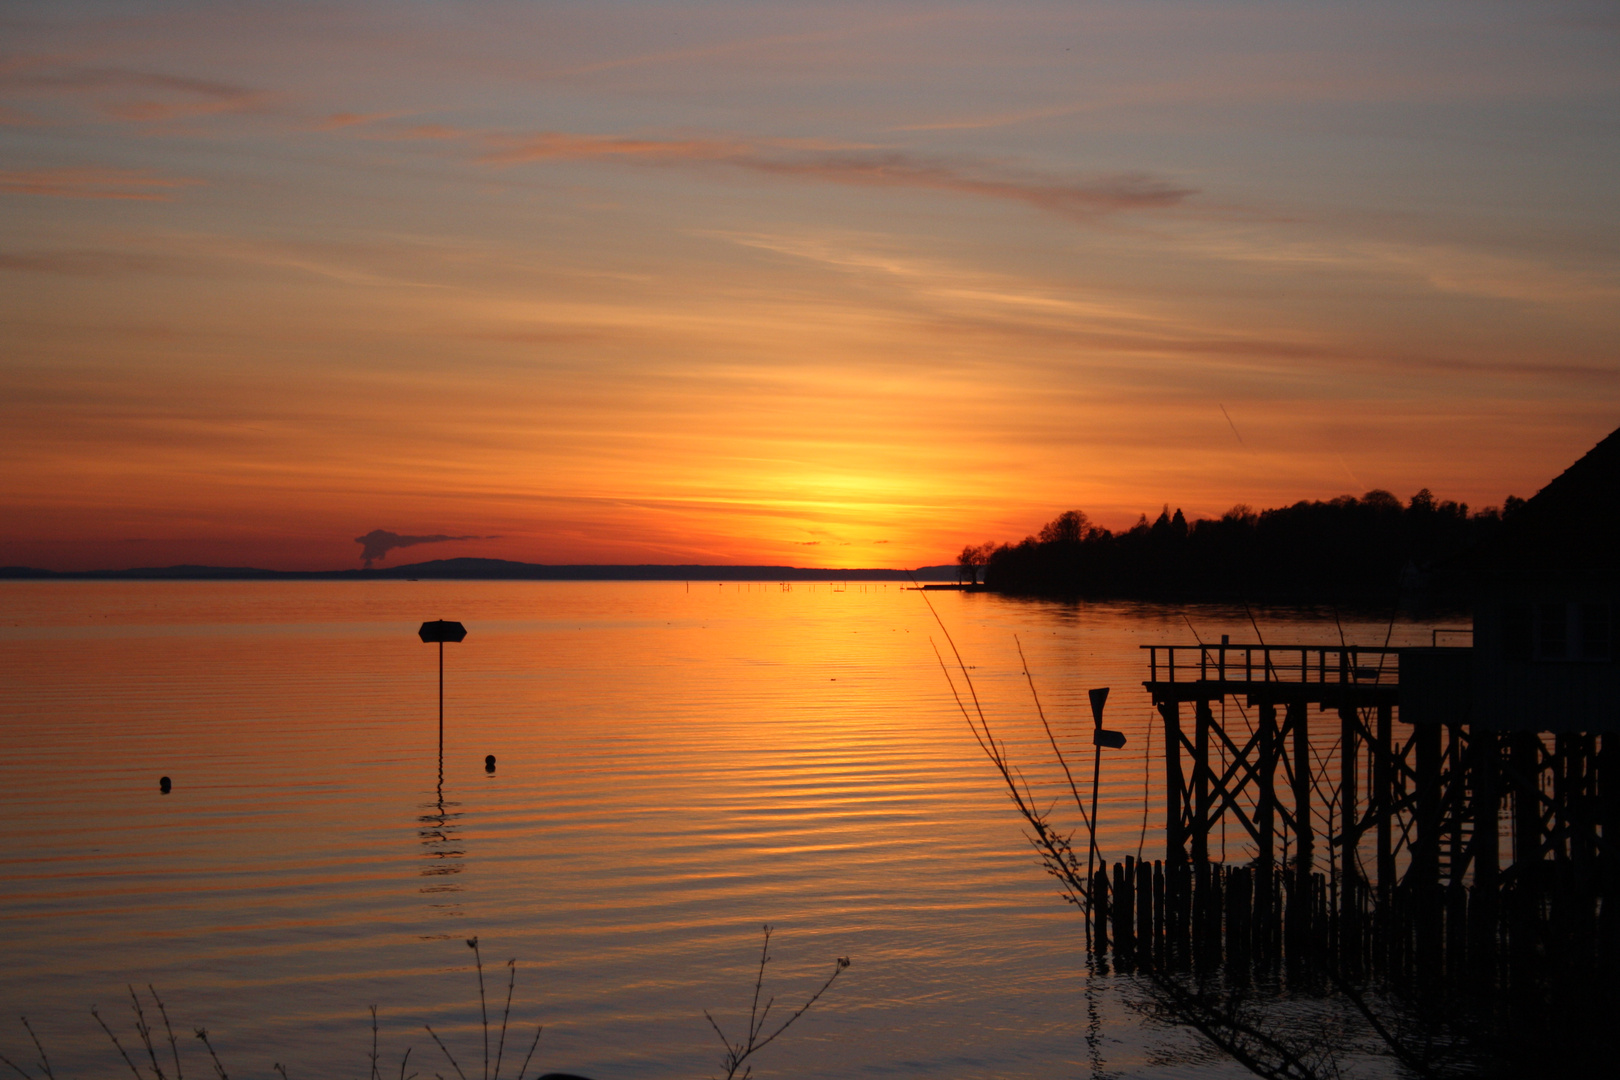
[1088,850,1614,1011]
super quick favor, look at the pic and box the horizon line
[0,555,961,582]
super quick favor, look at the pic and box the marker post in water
[418,620,467,759]
[1086,687,1126,906]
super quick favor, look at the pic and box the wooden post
[1258,701,1277,867]
[1162,700,1186,865]
[1153,859,1166,968]
[1194,699,1213,866]
[1094,864,1110,958]
[1115,859,1134,964]
[1472,725,1500,979]
[1508,731,1542,999]
[1228,866,1251,979]
[1257,699,1277,960]
[1339,703,1361,971]
[1137,859,1153,967]
[1415,718,1442,981]
[1288,701,1313,962]
[1512,731,1541,869]
[1174,858,1192,965]
[1448,721,1467,882]
[1375,703,1394,909]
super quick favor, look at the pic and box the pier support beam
[1257,701,1277,960]
[1340,704,1361,972]
[1288,701,1313,958]
[1161,701,1186,864]
[1375,704,1394,908]
[1511,731,1542,869]
[1471,727,1500,977]
[1194,699,1213,866]
[1415,718,1442,982]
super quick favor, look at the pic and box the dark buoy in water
[159,776,171,794]
[484,754,496,773]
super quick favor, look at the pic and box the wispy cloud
[479,131,1195,219]
[0,167,203,200]
[1,62,266,123]
[1176,226,1620,306]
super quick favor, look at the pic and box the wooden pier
[1088,637,1614,1029]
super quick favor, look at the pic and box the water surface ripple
[0,582,1440,1078]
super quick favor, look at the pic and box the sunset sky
[3,1,1618,571]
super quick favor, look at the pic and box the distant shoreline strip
[0,558,959,583]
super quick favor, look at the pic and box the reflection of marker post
[418,620,467,763]
[1086,687,1125,916]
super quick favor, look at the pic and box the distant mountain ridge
[0,557,960,582]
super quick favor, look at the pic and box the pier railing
[1143,643,1399,686]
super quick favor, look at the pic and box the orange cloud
[0,167,203,200]
[314,111,403,131]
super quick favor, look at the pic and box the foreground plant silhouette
[3,929,849,1080]
[704,926,850,1080]
[423,937,544,1080]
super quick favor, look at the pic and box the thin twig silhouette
[704,926,850,1080]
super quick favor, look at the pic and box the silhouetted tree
[981,490,1509,604]
[1038,510,1089,545]
[956,541,996,584]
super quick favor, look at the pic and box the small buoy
[159,776,171,794]
[484,754,496,772]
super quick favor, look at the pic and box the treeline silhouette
[976,489,1521,604]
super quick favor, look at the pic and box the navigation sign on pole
[1089,686,1125,747]
[419,620,467,762]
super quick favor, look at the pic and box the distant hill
[0,557,960,582]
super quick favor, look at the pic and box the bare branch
[424,1024,468,1080]
[93,1007,143,1080]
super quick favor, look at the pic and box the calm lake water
[0,582,1448,1078]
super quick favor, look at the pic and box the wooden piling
[1288,701,1313,961]
[1136,859,1153,966]
[1375,704,1394,908]
[1093,864,1109,957]
[1471,726,1500,978]
[1194,699,1213,865]
[1152,859,1166,968]
[1339,703,1361,973]
[1162,701,1186,864]
[1114,859,1134,964]
[1415,717,1442,983]
[1257,701,1277,958]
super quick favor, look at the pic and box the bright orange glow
[2,5,1616,570]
